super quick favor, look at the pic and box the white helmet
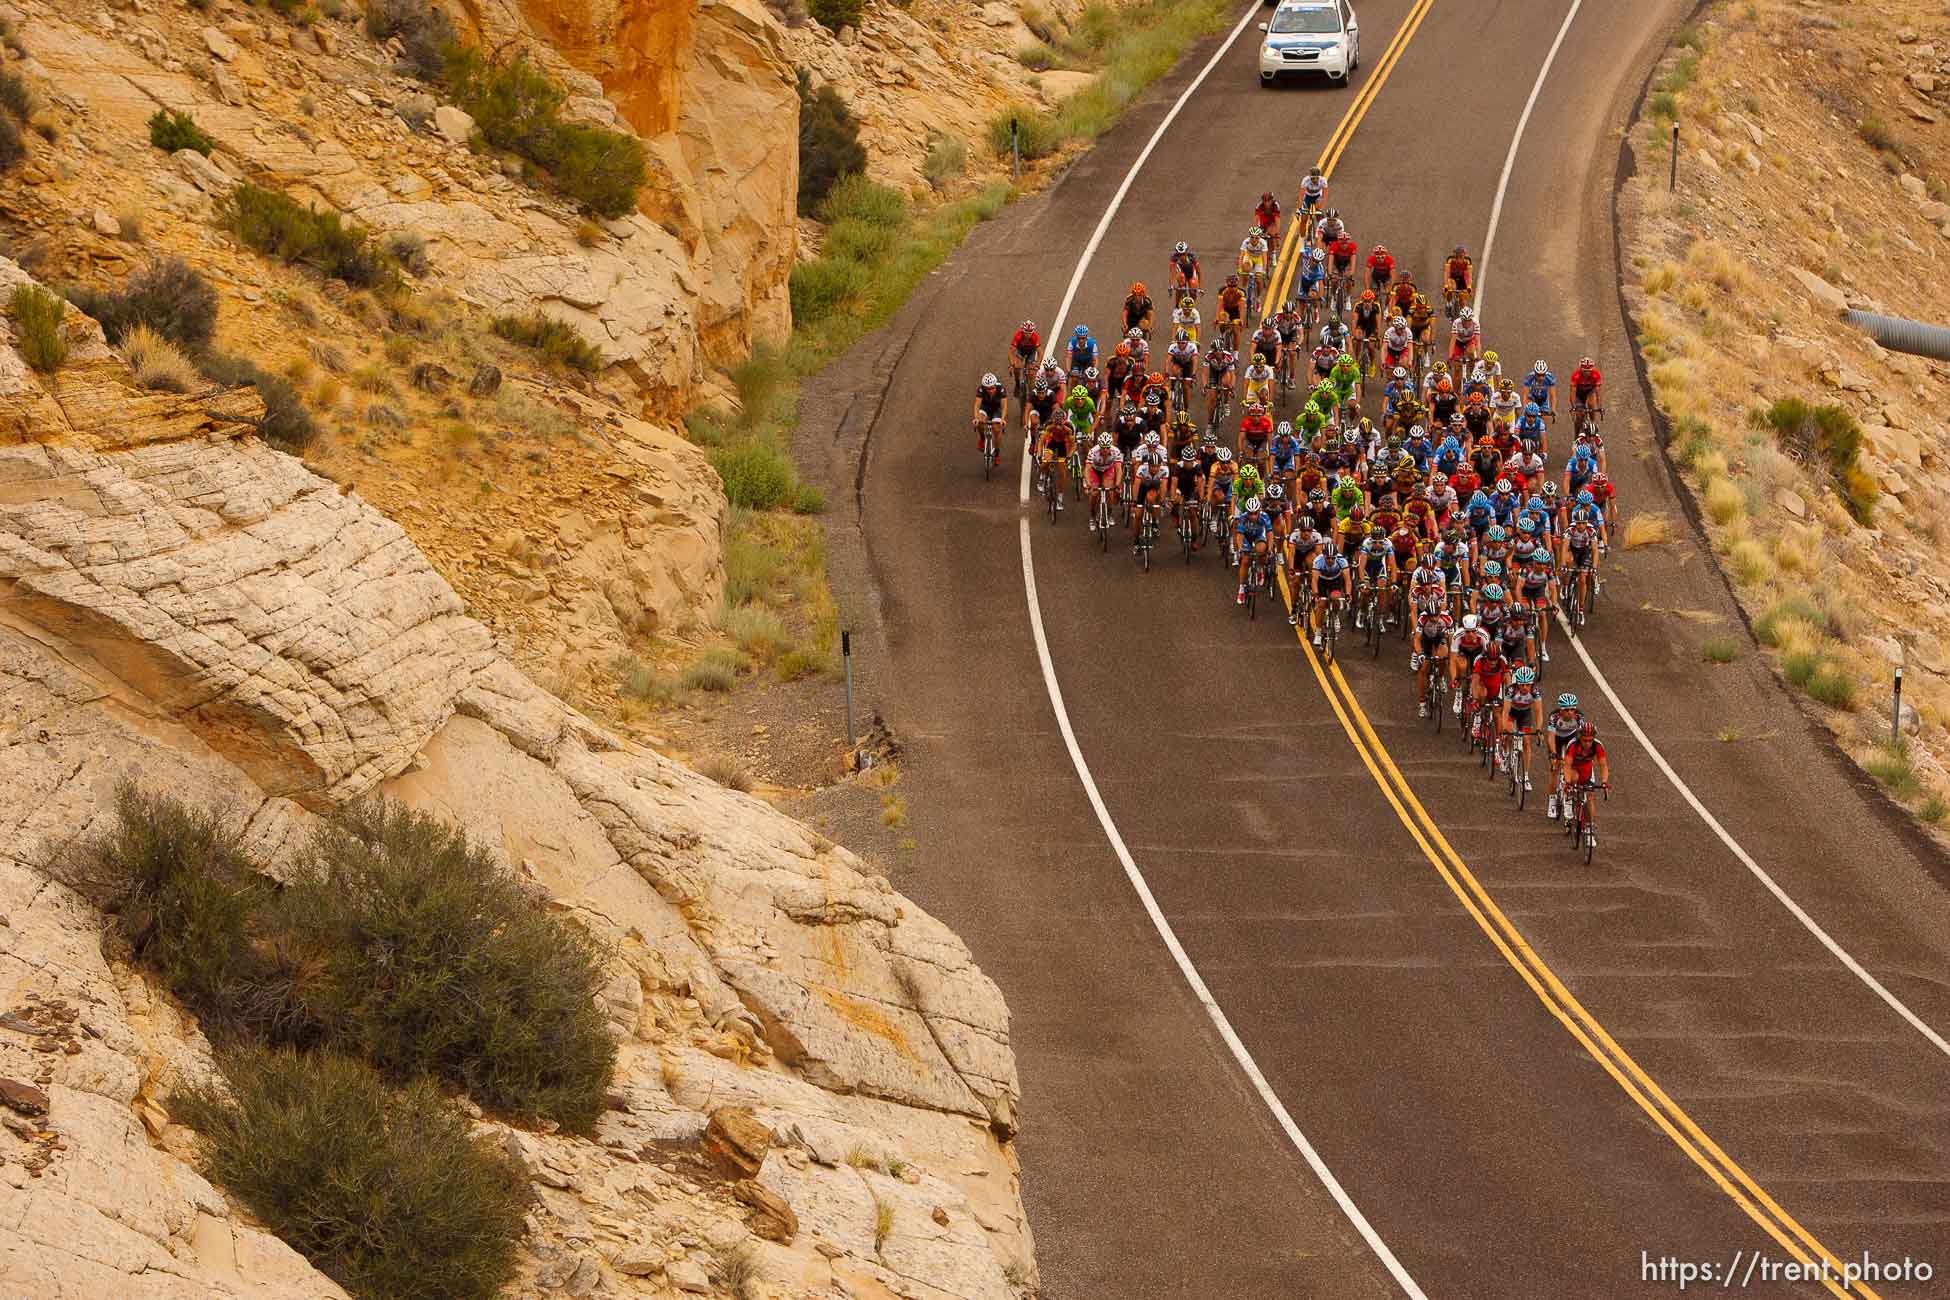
[1174,240,1189,255]
[981,372,998,387]
[1243,496,1263,513]
[1144,430,1161,446]
[1462,614,1481,631]
[1097,432,1113,447]
[1532,359,1549,374]
[1458,306,1475,321]
[1215,447,1234,463]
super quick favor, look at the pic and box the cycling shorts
[1084,464,1119,491]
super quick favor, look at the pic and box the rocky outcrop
[0,261,1032,1297]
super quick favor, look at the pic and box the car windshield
[1270,6,1339,34]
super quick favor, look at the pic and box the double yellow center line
[1252,2,1880,1291]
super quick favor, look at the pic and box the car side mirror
[1258,21,1268,29]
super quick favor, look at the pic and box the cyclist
[1064,381,1097,439]
[1238,227,1270,299]
[1407,290,1437,360]
[1273,299,1305,387]
[1298,167,1328,232]
[1326,227,1359,305]
[1543,692,1587,820]
[1443,244,1474,316]
[1499,665,1542,789]
[1111,395,1145,470]
[1329,350,1362,408]
[1215,275,1247,350]
[1269,419,1305,492]
[1382,315,1414,378]
[1524,359,1557,418]
[1172,295,1201,346]
[1009,321,1040,391]
[972,372,1007,451]
[1297,246,1329,318]
[1234,495,1275,605]
[1564,724,1612,830]
[1352,289,1383,372]
[1165,330,1200,409]
[1123,283,1154,339]
[1067,326,1097,384]
[1024,375,1059,439]
[1569,355,1603,424]
[1206,445,1240,524]
[1315,206,1345,249]
[1125,326,1150,371]
[1309,538,1351,646]
[1561,499,1603,603]
[1170,441,1205,545]
[1449,305,1481,374]
[1238,399,1274,471]
[1297,397,1329,446]
[1169,242,1201,299]
[1412,594,1453,718]
[1167,405,1199,457]
[1516,401,1550,457]
[1203,338,1237,429]
[1035,411,1074,508]
[1105,342,1139,409]
[1490,376,1523,429]
[1449,612,1490,717]
[1330,466,1366,521]
[1389,268,1418,321]
[1354,526,1396,630]
[1242,352,1276,411]
[1233,459,1265,514]
[1082,431,1124,531]
[1366,242,1395,299]
[1254,190,1283,255]
[1130,430,1169,542]
[1248,317,1284,385]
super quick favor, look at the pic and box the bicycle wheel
[1097,499,1109,552]
[982,431,994,481]
[1046,475,1059,524]
[1583,810,1596,865]
[1515,740,1528,810]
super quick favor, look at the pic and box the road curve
[800,2,1950,1296]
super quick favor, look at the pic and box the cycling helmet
[1449,413,1466,427]
[1084,365,1100,381]
[1494,478,1513,494]
[1115,342,1131,358]
[1338,353,1354,367]
[1481,560,1503,579]
[1178,444,1199,463]
[1579,722,1597,742]
[1253,352,1267,365]
[1216,447,1234,463]
[1391,366,1408,381]
[1487,526,1506,542]
[1482,583,1504,601]
[1523,402,1541,416]
[1070,385,1088,400]
[1533,359,1549,375]
[1261,190,1274,202]
[1391,315,1407,329]
[1276,420,1293,437]
[1246,226,1263,241]
[1307,166,1323,178]
[1243,495,1263,514]
[1514,666,1537,685]
[1556,692,1579,710]
[1174,241,1189,255]
[1484,350,1499,363]
[1200,431,1218,448]
[1341,430,1359,446]
[1266,483,1285,501]
[1309,247,1326,263]
[1531,547,1551,563]
[1591,471,1611,486]
[1462,614,1481,631]
[1326,207,1340,219]
[1144,430,1161,446]
[1458,306,1475,321]
[1175,328,1190,343]
[1309,488,1328,503]
[1073,325,1090,340]
[1577,489,1596,505]
[1361,289,1378,302]
[1179,295,1195,309]
[1542,481,1558,498]
[1580,355,1595,367]
[1127,326,1144,340]
[1031,379,1050,395]
[1130,281,1146,296]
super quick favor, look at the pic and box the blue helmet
[1483,583,1506,601]
[1470,489,1492,508]
[1487,525,1507,542]
[1073,325,1091,341]
[1524,402,1541,416]
[1532,546,1552,563]
[1557,692,1579,709]
[1481,560,1504,579]
[1577,489,1596,505]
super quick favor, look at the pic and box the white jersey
[1383,324,1413,353]
[1085,444,1124,472]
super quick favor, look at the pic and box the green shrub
[9,284,67,372]
[489,312,603,372]
[921,133,967,190]
[823,216,903,265]
[794,481,825,514]
[148,109,215,156]
[1859,116,1897,154]
[988,107,1061,160]
[1864,743,1922,800]
[364,0,454,80]
[1755,593,1822,646]
[541,121,645,219]
[1781,648,1821,688]
[1805,663,1856,710]
[614,655,675,703]
[444,49,644,216]
[0,69,34,121]
[1018,41,1061,70]
[1649,90,1678,122]
[680,647,741,692]
[55,783,282,1039]
[0,113,23,173]
[817,172,906,229]
[385,231,431,277]
[1920,795,1948,824]
[808,0,862,31]
[789,256,872,326]
[774,648,824,681]
[1766,396,1872,522]
[65,257,219,346]
[174,1048,528,1300]
[272,801,617,1129]
[797,70,865,215]
[219,184,393,287]
[199,352,320,452]
[718,601,788,662]
[724,530,785,605]
[710,442,796,510]
[1701,635,1739,664]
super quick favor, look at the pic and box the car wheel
[1260,73,1275,86]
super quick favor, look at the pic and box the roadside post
[1893,644,1906,750]
[842,629,857,750]
[1669,124,1679,192]
[1011,117,1021,182]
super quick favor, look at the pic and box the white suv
[1258,0,1360,87]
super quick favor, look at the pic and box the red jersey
[1571,365,1601,390]
[1567,739,1607,781]
[1255,200,1281,231]
[1367,251,1395,277]
[1329,235,1358,265]
[1013,328,1040,353]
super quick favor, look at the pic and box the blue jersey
[1516,414,1547,444]
[1069,340,1097,370]
[1270,434,1304,470]
[1299,263,1326,291]
[1313,551,1349,580]
[1235,510,1273,542]
[1523,373,1555,406]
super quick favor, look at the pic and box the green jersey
[1298,403,1327,435]
[1330,480,1365,519]
[1065,392,1097,433]
[1329,359,1361,396]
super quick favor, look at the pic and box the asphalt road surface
[806,1,1950,1295]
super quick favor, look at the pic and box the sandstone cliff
[0,271,1033,1296]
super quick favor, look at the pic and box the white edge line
[1022,520,1429,1299]
[1012,7,1428,1295]
[1472,0,1581,325]
[1476,0,1950,1061]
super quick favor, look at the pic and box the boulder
[733,1177,799,1243]
[1789,267,1848,312]
[701,1106,772,1179]
[432,103,476,144]
[201,24,239,61]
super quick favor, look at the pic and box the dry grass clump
[1622,512,1675,548]
[119,323,199,392]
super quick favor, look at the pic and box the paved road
[806,1,1950,1295]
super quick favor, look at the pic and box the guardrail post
[1893,652,1905,750]
[1011,118,1021,182]
[1669,124,1679,192]
[842,629,857,751]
